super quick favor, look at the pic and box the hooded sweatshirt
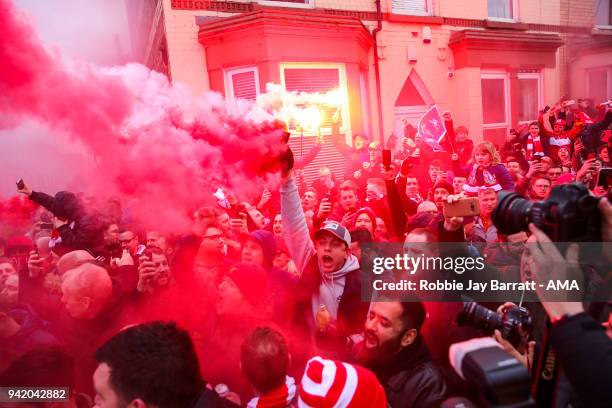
[312,254,359,324]
[280,177,360,325]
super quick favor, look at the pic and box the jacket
[0,304,58,366]
[456,163,515,195]
[354,336,447,408]
[280,178,367,341]
[550,312,612,408]
[29,191,106,255]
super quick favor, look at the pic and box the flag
[418,105,446,152]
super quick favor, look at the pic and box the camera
[492,183,606,242]
[456,302,532,348]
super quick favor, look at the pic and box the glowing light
[295,106,322,131]
[257,84,346,132]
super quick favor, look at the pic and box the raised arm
[280,171,315,274]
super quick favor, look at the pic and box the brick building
[126,0,611,179]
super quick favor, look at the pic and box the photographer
[526,200,612,406]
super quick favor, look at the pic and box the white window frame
[517,71,544,124]
[391,0,433,16]
[224,66,260,103]
[487,0,519,22]
[594,0,612,29]
[258,0,314,10]
[586,66,612,103]
[279,62,352,141]
[481,70,511,131]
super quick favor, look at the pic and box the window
[280,63,350,136]
[595,0,612,27]
[481,72,510,147]
[280,63,351,183]
[258,0,314,9]
[225,67,260,102]
[517,72,542,123]
[488,0,516,21]
[587,68,611,104]
[392,0,431,16]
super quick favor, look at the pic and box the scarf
[247,376,297,408]
[526,134,544,160]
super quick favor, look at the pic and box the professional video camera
[457,301,532,349]
[448,337,534,407]
[492,183,609,242]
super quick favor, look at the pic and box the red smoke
[0,196,39,226]
[0,0,285,233]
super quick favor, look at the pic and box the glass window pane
[481,78,506,124]
[488,0,513,19]
[595,0,611,25]
[518,78,538,122]
[588,70,608,104]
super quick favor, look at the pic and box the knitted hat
[554,119,566,127]
[247,230,277,268]
[431,180,453,196]
[227,263,268,307]
[353,207,377,229]
[298,356,387,408]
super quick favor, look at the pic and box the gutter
[372,0,385,144]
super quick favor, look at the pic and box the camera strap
[532,318,559,406]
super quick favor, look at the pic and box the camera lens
[457,302,503,333]
[492,191,533,235]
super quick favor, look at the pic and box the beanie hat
[227,263,268,307]
[353,207,377,230]
[298,356,387,408]
[248,230,277,268]
[431,180,453,196]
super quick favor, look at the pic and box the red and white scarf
[526,134,544,160]
[247,376,297,408]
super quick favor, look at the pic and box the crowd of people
[1,97,611,407]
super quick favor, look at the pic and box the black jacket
[550,312,612,408]
[354,336,447,408]
[29,191,105,255]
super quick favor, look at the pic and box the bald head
[61,263,112,319]
[57,250,94,276]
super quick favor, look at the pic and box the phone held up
[382,149,392,169]
[443,197,481,218]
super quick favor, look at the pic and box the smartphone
[39,222,53,230]
[443,197,481,218]
[16,179,25,190]
[382,149,392,168]
[596,167,612,189]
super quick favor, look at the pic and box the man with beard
[353,300,447,407]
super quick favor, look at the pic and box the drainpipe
[372,0,385,144]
